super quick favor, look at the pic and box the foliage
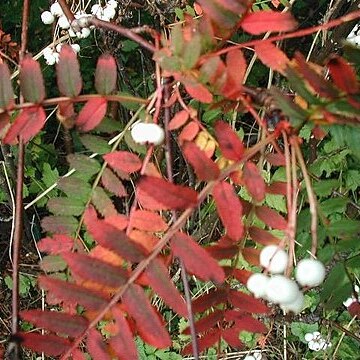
[0,0,360,359]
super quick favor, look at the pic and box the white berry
[71,44,80,53]
[265,275,300,305]
[131,122,165,145]
[91,4,103,16]
[305,332,314,342]
[41,11,55,25]
[260,245,288,274]
[247,273,269,298]
[243,356,255,360]
[77,27,91,39]
[103,6,116,19]
[295,259,326,287]
[58,15,70,29]
[50,2,63,17]
[107,0,118,8]
[280,291,304,314]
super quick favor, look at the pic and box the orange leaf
[37,234,74,255]
[76,97,107,132]
[130,210,168,232]
[168,109,189,130]
[213,181,243,241]
[178,121,199,144]
[254,42,289,74]
[241,11,297,35]
[103,151,142,174]
[184,82,213,103]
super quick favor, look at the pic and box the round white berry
[68,28,77,37]
[295,259,326,287]
[280,291,304,314]
[260,245,288,274]
[71,44,80,53]
[305,332,314,342]
[103,6,116,19]
[91,4,103,16]
[41,11,55,25]
[77,27,91,39]
[45,54,56,65]
[131,122,165,145]
[265,275,300,305]
[58,15,70,29]
[247,273,269,298]
[50,2,63,17]
[243,356,256,360]
[43,47,53,56]
[107,0,118,8]
[55,43,63,53]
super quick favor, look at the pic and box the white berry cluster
[343,284,359,308]
[304,331,332,352]
[43,43,80,66]
[91,0,118,22]
[247,245,326,314]
[347,23,360,47]
[130,122,165,146]
[243,351,262,360]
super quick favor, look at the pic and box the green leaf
[57,177,92,202]
[321,263,352,309]
[91,186,117,217]
[345,170,360,191]
[41,215,78,235]
[313,179,340,197]
[290,322,318,343]
[47,197,85,216]
[330,125,360,160]
[80,134,111,155]
[170,24,184,56]
[183,34,202,69]
[327,219,360,239]
[320,197,347,217]
[0,62,14,108]
[67,154,101,180]
[122,40,139,52]
[40,255,68,272]
[42,163,59,188]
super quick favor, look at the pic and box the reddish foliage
[254,42,289,74]
[178,121,200,144]
[228,290,270,314]
[232,269,253,285]
[192,288,228,313]
[0,62,14,109]
[213,181,244,241]
[171,231,225,284]
[130,209,168,232]
[95,53,117,95]
[137,175,198,210]
[37,234,74,254]
[243,162,266,202]
[240,11,297,35]
[248,226,281,245]
[225,311,267,333]
[266,181,288,195]
[265,152,286,166]
[4,106,46,144]
[122,284,172,348]
[184,81,213,103]
[76,97,108,132]
[101,168,128,197]
[183,141,220,181]
[222,327,243,348]
[169,109,189,130]
[103,151,142,174]
[255,205,288,230]
[206,243,239,260]
[87,329,112,360]
[215,121,244,161]
[242,247,261,267]
[183,310,223,334]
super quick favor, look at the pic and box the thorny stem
[163,81,199,359]
[10,0,29,357]
[293,140,318,256]
[60,131,277,360]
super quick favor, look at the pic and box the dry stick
[163,81,199,359]
[10,0,29,358]
[293,141,318,256]
[60,132,277,359]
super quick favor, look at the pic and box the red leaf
[241,11,297,35]
[183,328,221,355]
[91,186,117,218]
[62,252,129,288]
[171,231,225,284]
[242,247,261,266]
[222,327,243,349]
[213,181,243,241]
[255,205,287,230]
[4,105,46,144]
[20,310,88,337]
[39,276,109,310]
[294,53,338,99]
[222,49,246,98]
[76,97,107,132]
[37,234,74,254]
[266,181,288,195]
[225,311,267,333]
[122,284,171,348]
[248,226,281,245]
[84,207,147,262]
[104,214,129,230]
[129,230,158,252]
[206,243,239,260]
[137,176,198,210]
[265,152,286,166]
[183,142,220,181]
[0,62,14,109]
[228,290,270,314]
[130,210,168,232]
[232,269,252,285]
[87,329,112,360]
[178,121,200,144]
[57,44,82,97]
[95,53,117,95]
[254,42,289,74]
[20,55,45,103]
[109,308,138,359]
[185,82,213,103]
[145,258,188,316]
[101,168,127,197]
[327,55,359,94]
[168,109,189,130]
[183,310,223,335]
[215,121,244,161]
[243,162,266,202]
[192,288,228,313]
[17,332,70,356]
[103,151,142,174]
